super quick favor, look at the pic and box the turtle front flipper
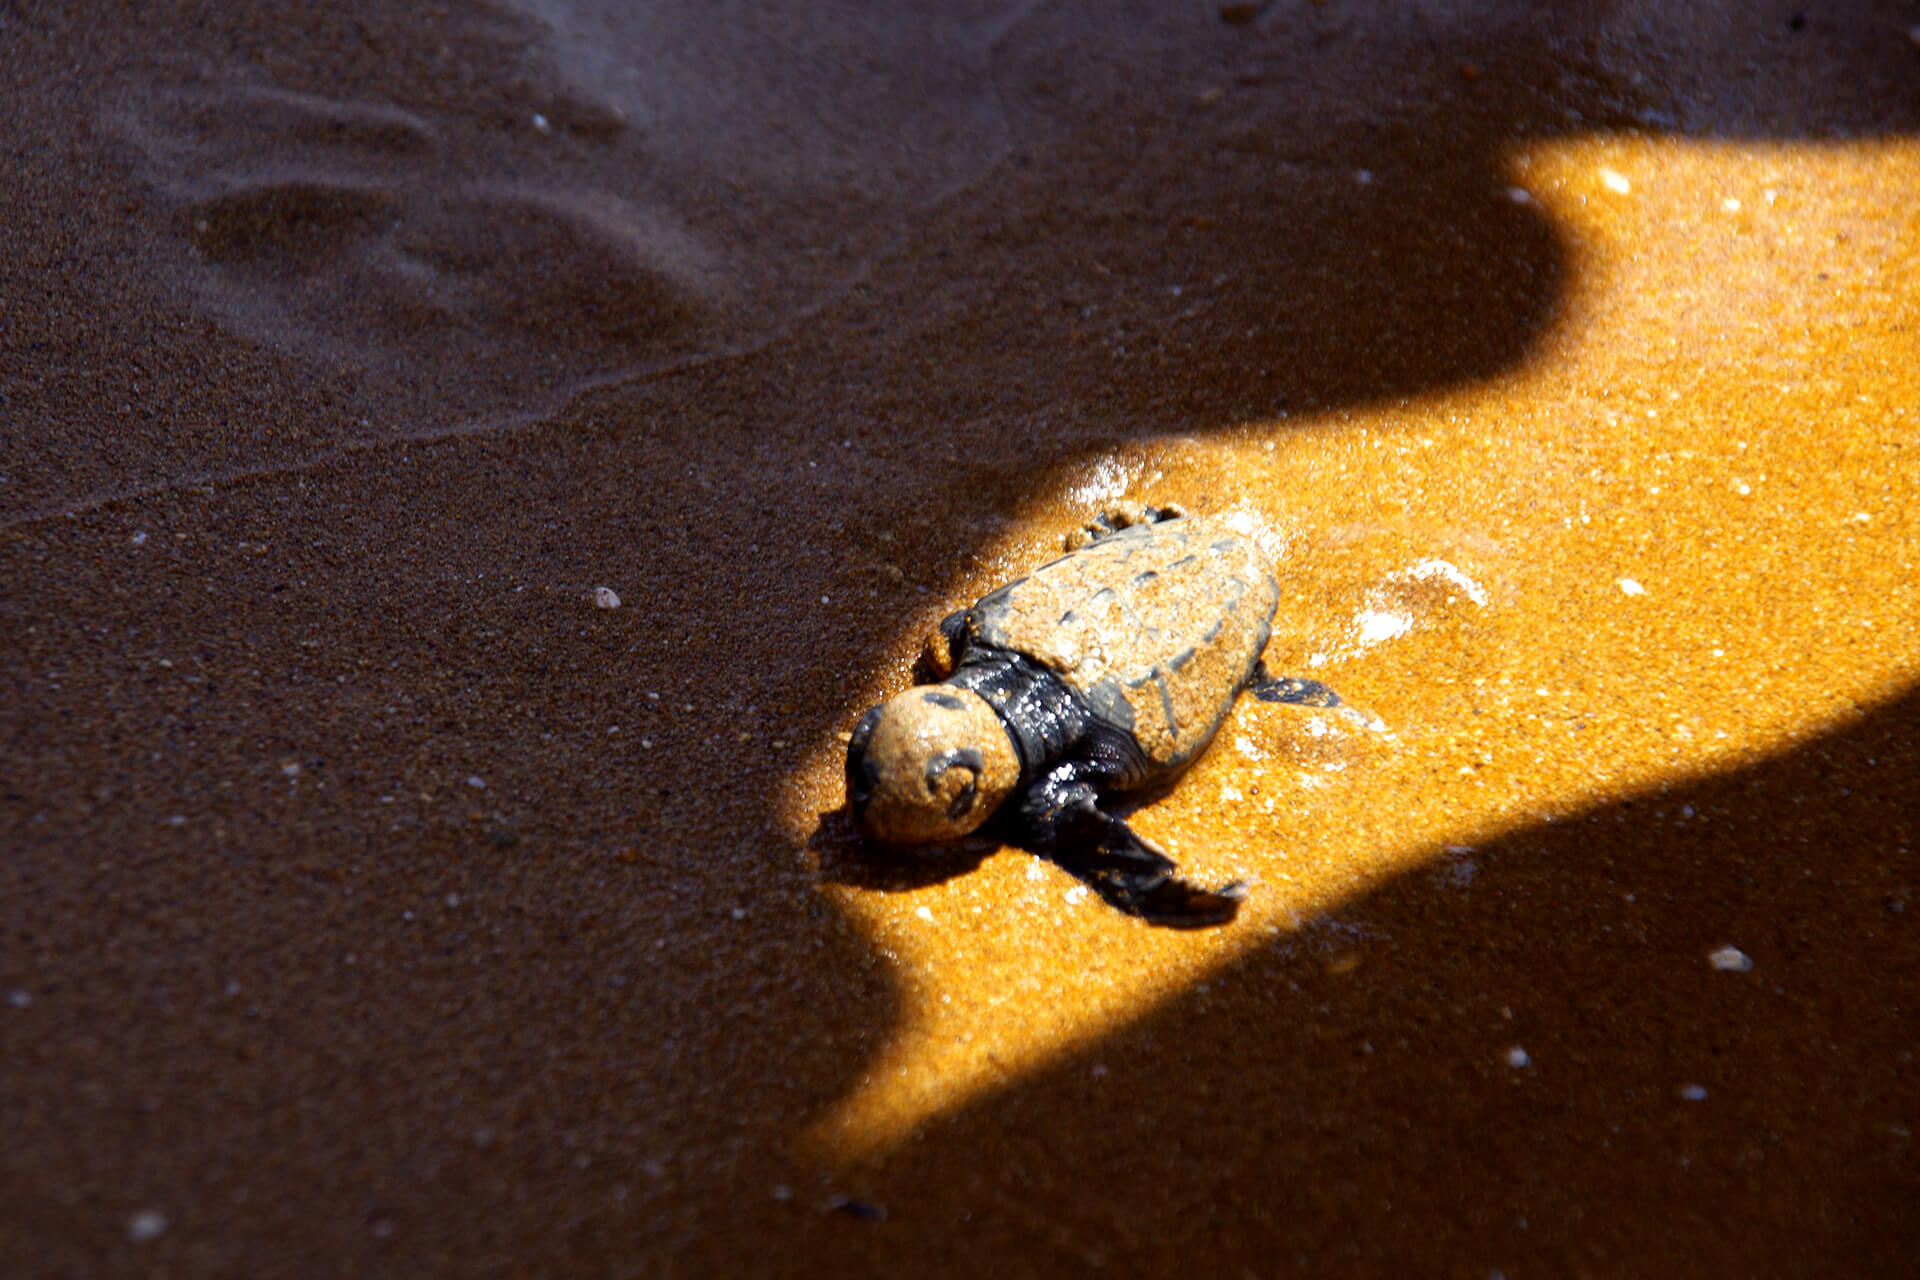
[915,610,971,682]
[1071,829,1248,928]
[1011,764,1245,928]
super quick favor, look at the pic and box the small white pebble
[1356,608,1413,645]
[1025,862,1046,882]
[8,990,30,1009]
[730,907,748,920]
[1617,577,1646,596]
[127,1210,168,1244]
[531,112,551,131]
[913,905,934,922]
[1709,945,1753,972]
[1721,197,1741,212]
[1221,784,1244,803]
[444,893,461,908]
[594,586,621,609]
[1504,1046,1531,1068]
[1679,1084,1708,1101]
[281,761,301,778]
[465,776,486,790]
[1065,885,1090,905]
[166,815,186,827]
[1505,186,1533,204]
[131,531,148,546]
[1598,166,1631,194]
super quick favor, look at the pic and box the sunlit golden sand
[794,135,1919,1166]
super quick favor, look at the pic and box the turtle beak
[845,705,884,820]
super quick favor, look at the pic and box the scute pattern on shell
[966,515,1279,768]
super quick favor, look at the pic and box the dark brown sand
[5,1,1918,1274]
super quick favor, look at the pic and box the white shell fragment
[1708,945,1754,972]
[594,586,622,609]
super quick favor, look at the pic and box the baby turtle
[845,505,1339,927]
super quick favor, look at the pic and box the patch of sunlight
[788,131,1920,1167]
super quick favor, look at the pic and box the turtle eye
[925,747,985,819]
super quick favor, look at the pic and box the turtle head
[846,686,1020,845]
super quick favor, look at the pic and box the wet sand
[5,1,1918,1274]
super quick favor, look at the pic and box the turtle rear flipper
[1064,501,1188,551]
[1248,662,1342,707]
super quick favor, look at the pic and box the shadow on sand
[777,679,1920,1274]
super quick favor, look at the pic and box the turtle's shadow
[809,806,995,894]
[811,788,1236,927]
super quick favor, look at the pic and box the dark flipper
[1067,502,1188,550]
[1064,832,1248,928]
[1010,763,1245,929]
[1248,661,1342,708]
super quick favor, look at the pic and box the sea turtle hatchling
[845,505,1341,928]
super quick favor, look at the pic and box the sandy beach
[5,0,1918,1274]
